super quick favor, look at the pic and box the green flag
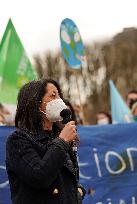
[0,19,37,104]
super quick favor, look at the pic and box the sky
[1,0,137,58]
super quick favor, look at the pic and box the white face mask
[43,99,67,122]
[97,118,109,125]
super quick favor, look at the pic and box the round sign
[60,18,87,69]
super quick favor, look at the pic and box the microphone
[60,108,79,183]
[60,109,78,153]
[60,108,72,124]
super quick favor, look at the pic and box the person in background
[96,111,112,125]
[0,113,6,125]
[126,90,137,108]
[0,103,15,126]
[0,103,10,114]
[131,100,137,122]
[73,104,83,125]
[6,79,85,204]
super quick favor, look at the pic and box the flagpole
[75,71,86,125]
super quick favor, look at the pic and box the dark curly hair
[15,78,63,134]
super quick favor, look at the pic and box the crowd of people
[95,90,137,125]
[1,89,137,127]
[65,89,137,126]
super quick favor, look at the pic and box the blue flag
[109,80,133,123]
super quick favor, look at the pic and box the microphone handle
[62,115,79,182]
[71,140,79,184]
[63,118,78,154]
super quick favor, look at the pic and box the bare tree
[34,27,137,124]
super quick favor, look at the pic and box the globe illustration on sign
[60,18,87,69]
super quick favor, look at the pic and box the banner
[0,19,37,104]
[0,126,14,204]
[78,123,137,204]
[1,124,137,204]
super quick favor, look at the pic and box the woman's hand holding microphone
[59,121,79,143]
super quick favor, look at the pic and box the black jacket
[6,127,83,204]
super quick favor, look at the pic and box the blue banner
[1,124,137,204]
[0,126,14,204]
[78,123,137,204]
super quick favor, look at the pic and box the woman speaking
[6,79,85,204]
